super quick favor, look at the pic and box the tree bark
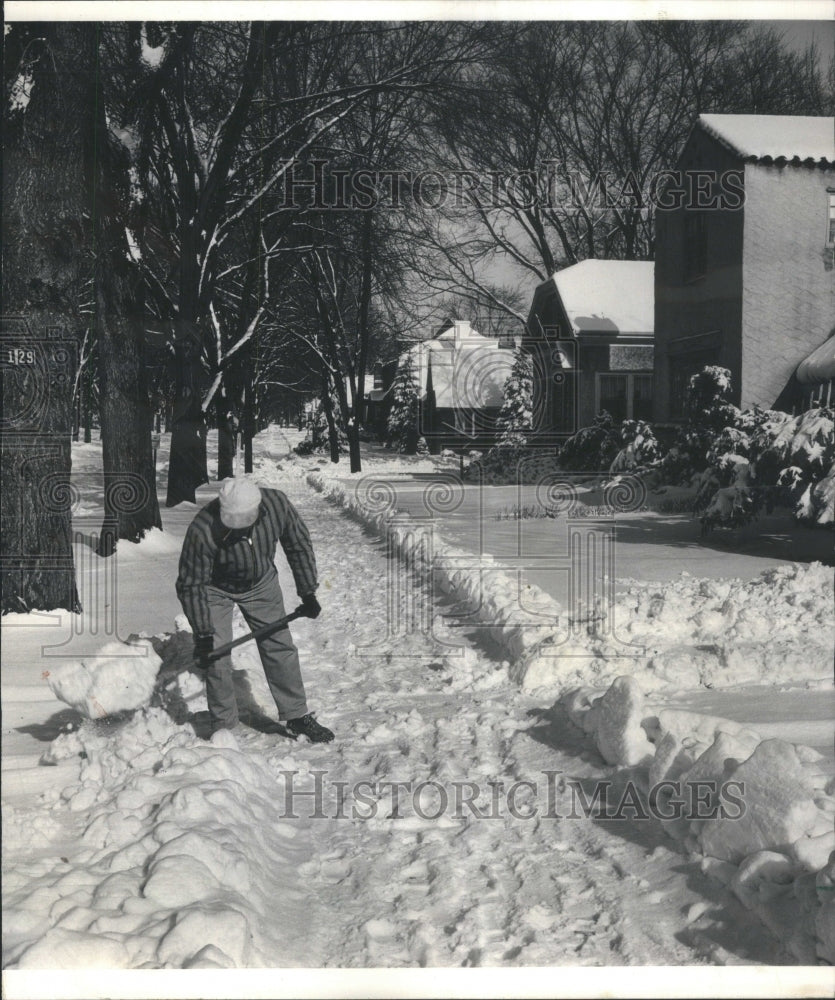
[97,309,162,553]
[166,324,208,505]
[242,360,254,474]
[216,389,236,480]
[93,43,162,554]
[1,23,97,614]
[319,368,340,464]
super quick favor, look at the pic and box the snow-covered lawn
[2,428,834,998]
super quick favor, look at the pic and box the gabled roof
[530,259,654,338]
[797,333,835,385]
[404,322,515,409]
[697,114,835,165]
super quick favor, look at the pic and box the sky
[769,18,835,55]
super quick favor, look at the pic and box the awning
[797,335,835,384]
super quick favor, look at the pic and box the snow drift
[562,675,835,964]
[303,466,833,695]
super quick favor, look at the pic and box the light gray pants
[206,566,308,731]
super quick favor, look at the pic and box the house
[364,360,399,438]
[369,319,515,450]
[525,259,655,438]
[653,113,835,422]
[411,319,515,450]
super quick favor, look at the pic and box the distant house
[412,319,516,450]
[368,319,515,450]
[525,260,655,437]
[363,364,398,438]
[653,113,835,422]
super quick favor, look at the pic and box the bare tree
[416,20,833,317]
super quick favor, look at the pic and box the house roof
[697,114,835,165]
[532,259,654,338]
[797,334,835,384]
[405,321,515,409]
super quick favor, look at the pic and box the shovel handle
[201,606,305,664]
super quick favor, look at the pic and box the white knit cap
[218,477,262,528]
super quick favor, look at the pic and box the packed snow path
[2,431,801,970]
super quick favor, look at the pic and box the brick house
[525,259,655,438]
[653,113,835,422]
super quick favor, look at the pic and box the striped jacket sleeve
[268,490,318,596]
[175,519,215,636]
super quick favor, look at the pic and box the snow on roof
[698,114,835,164]
[547,259,654,337]
[797,334,835,384]
[404,323,515,409]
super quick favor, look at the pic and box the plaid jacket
[176,487,317,636]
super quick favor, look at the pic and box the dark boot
[286,713,334,743]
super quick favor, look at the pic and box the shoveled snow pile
[605,562,834,690]
[45,640,162,719]
[305,460,832,696]
[562,675,835,964]
[4,706,320,970]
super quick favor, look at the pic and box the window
[827,192,835,247]
[633,374,653,421]
[596,373,653,423]
[598,374,629,423]
[683,211,708,282]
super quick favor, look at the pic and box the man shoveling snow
[176,476,334,743]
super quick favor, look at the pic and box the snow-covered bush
[658,366,741,485]
[293,396,348,456]
[464,412,660,485]
[608,419,661,474]
[695,403,834,531]
[556,411,621,471]
[386,353,420,454]
[557,412,660,474]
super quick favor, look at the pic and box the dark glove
[193,633,214,667]
[300,593,321,619]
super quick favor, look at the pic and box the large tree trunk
[242,359,254,474]
[97,311,162,554]
[347,424,361,472]
[1,23,97,614]
[166,321,208,506]
[216,389,236,480]
[93,49,162,555]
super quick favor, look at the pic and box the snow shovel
[200,605,306,664]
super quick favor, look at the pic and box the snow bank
[562,675,835,964]
[604,562,833,691]
[6,707,315,970]
[302,466,832,695]
[46,640,162,719]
